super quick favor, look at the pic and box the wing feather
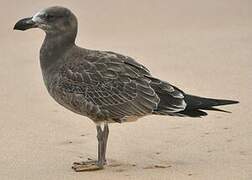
[51,50,187,122]
[53,51,160,122]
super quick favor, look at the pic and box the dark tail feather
[184,94,239,110]
[179,94,239,117]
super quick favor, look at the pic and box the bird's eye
[44,14,55,20]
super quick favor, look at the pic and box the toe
[72,161,103,172]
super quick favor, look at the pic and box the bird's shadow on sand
[77,159,174,173]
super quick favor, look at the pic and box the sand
[0,0,251,179]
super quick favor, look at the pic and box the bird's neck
[40,32,76,72]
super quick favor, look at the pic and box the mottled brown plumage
[14,6,238,171]
[49,49,186,123]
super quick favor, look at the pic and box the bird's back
[46,47,161,123]
[44,47,185,122]
[44,47,238,123]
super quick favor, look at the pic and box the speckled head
[14,6,78,35]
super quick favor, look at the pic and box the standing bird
[14,6,238,171]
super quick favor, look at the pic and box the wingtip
[225,100,239,105]
[233,100,239,104]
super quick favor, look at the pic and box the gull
[14,6,238,171]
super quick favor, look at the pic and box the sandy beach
[0,0,251,179]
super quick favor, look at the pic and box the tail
[179,94,239,117]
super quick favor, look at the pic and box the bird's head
[14,6,77,36]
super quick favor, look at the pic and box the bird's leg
[102,123,109,164]
[96,125,105,168]
[72,124,107,172]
